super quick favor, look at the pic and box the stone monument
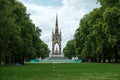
[52,13,61,55]
[49,13,66,60]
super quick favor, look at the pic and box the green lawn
[0,63,120,80]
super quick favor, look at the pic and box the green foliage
[63,39,76,59]
[39,41,50,59]
[64,0,120,62]
[98,0,119,8]
[0,0,50,65]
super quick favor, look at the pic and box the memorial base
[48,53,69,60]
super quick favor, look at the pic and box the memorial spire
[55,13,58,34]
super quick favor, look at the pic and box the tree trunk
[0,53,1,65]
[103,58,106,63]
[94,58,97,62]
[115,51,118,63]
[91,58,93,62]
[108,57,111,63]
[14,54,17,64]
[98,56,101,63]
[10,54,15,64]
[1,53,5,65]
[21,54,24,65]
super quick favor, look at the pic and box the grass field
[0,63,120,80]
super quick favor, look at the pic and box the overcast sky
[18,0,101,52]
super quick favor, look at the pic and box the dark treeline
[0,0,50,65]
[63,0,120,63]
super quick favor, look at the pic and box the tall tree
[63,39,76,59]
[0,0,50,65]
[64,0,120,63]
[0,0,22,65]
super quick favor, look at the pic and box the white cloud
[18,0,100,52]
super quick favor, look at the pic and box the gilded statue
[55,47,58,53]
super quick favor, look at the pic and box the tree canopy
[0,0,50,65]
[63,39,76,59]
[64,0,120,63]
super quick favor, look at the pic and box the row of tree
[0,0,50,65]
[63,0,120,63]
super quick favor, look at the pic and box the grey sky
[18,0,101,52]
